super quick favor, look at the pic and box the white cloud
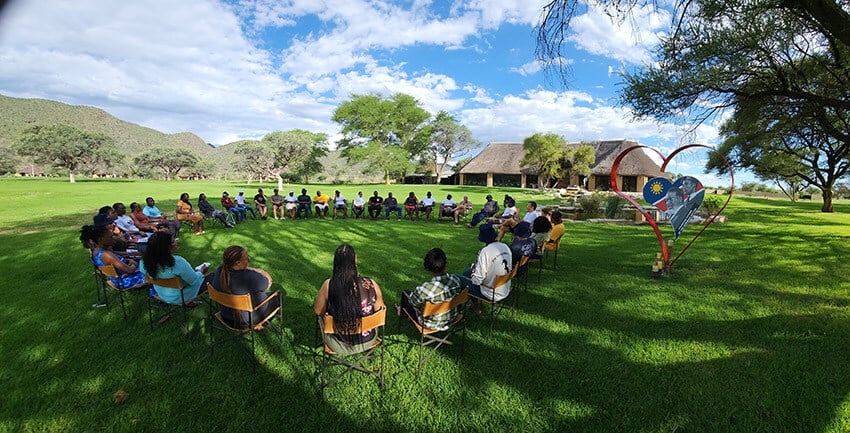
[567,4,669,64]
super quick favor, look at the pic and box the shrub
[701,195,724,214]
[605,194,626,219]
[578,192,607,214]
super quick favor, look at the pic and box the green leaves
[16,124,120,182]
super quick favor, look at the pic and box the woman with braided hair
[209,245,279,329]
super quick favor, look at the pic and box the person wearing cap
[253,188,269,220]
[332,190,348,220]
[496,201,538,242]
[296,188,312,219]
[418,191,436,222]
[93,209,130,254]
[284,190,298,220]
[467,194,499,228]
[367,191,383,220]
[352,191,366,219]
[236,190,258,220]
[221,192,247,223]
[313,190,330,218]
[142,197,181,234]
[508,221,537,277]
[460,224,513,312]
[270,189,284,220]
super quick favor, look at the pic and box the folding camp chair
[543,234,563,270]
[146,275,201,333]
[207,283,283,368]
[398,289,468,375]
[467,265,519,336]
[98,264,148,321]
[315,308,386,397]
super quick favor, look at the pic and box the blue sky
[0,0,739,186]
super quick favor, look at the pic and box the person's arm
[246,267,272,291]
[313,279,330,315]
[370,279,386,311]
[470,250,488,286]
[174,256,204,286]
[102,250,138,274]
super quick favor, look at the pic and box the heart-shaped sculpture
[611,144,733,273]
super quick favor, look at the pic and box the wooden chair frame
[467,266,519,336]
[207,283,283,369]
[398,289,469,375]
[98,264,148,321]
[146,275,201,333]
[543,234,563,270]
[315,308,386,397]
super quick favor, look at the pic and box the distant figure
[385,192,402,220]
[254,188,268,220]
[368,191,384,220]
[352,191,366,219]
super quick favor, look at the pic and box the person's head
[258,188,263,194]
[219,245,249,294]
[142,231,177,278]
[387,192,393,198]
[222,191,229,198]
[316,190,321,196]
[408,191,415,198]
[551,210,563,225]
[373,190,379,196]
[446,194,453,200]
[423,248,447,275]
[358,191,363,197]
[129,202,142,213]
[179,192,190,203]
[80,224,111,249]
[478,224,497,244]
[273,188,279,194]
[683,177,698,194]
[198,193,207,202]
[99,205,116,219]
[145,197,155,207]
[462,195,468,201]
[666,188,684,208]
[540,207,552,217]
[486,194,493,201]
[289,190,295,196]
[334,190,340,197]
[93,211,115,228]
[238,189,245,196]
[426,191,432,198]
[532,215,552,234]
[527,201,537,211]
[328,244,361,334]
[301,188,307,195]
[112,202,127,216]
[513,221,532,239]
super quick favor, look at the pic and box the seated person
[460,224,512,313]
[236,190,258,219]
[176,192,204,236]
[531,213,553,252]
[198,193,234,228]
[142,197,182,234]
[368,191,384,220]
[438,194,456,222]
[81,224,146,289]
[418,191,436,222]
[544,211,565,251]
[270,189,285,220]
[503,194,516,209]
[508,222,538,277]
[467,194,499,228]
[488,201,519,226]
[453,195,473,224]
[313,244,385,355]
[284,190,299,220]
[140,231,212,306]
[221,192,247,223]
[404,192,419,221]
[332,190,348,220]
[296,188,312,219]
[209,245,281,328]
[253,188,268,220]
[100,205,148,250]
[384,192,402,220]
[497,201,538,242]
[396,248,464,330]
[129,202,160,232]
[112,202,149,239]
[352,191,366,219]
[313,190,330,218]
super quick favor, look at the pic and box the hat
[222,191,228,196]
[478,224,497,244]
[289,190,294,194]
[93,213,115,227]
[486,194,493,200]
[513,221,532,238]
[238,189,245,193]
[258,188,263,192]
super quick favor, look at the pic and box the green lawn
[1,178,849,433]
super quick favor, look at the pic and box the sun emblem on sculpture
[651,181,664,194]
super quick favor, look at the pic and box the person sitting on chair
[313,190,330,219]
[142,197,182,234]
[543,211,565,252]
[418,191,436,222]
[296,188,312,219]
[508,221,538,277]
[209,245,281,328]
[270,189,285,220]
[313,244,386,355]
[332,190,348,220]
[253,188,268,220]
[496,201,538,242]
[284,190,299,220]
[453,195,473,225]
[113,202,152,239]
[396,248,464,330]
[352,191,366,219]
[235,190,258,220]
[81,224,146,289]
[221,192,247,223]
[384,192,402,220]
[404,192,419,221]
[368,191,384,220]
[140,231,212,306]
[460,224,512,313]
[438,194,456,223]
[531,212,553,252]
[467,194,499,228]
[176,192,204,236]
[198,193,234,228]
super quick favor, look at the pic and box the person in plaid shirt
[396,248,464,331]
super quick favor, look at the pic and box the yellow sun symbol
[651,182,663,194]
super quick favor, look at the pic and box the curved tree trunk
[821,188,834,212]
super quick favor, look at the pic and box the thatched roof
[459,140,662,177]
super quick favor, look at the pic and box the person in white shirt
[112,202,151,243]
[497,201,539,242]
[438,194,457,223]
[235,190,257,219]
[460,224,512,313]
[352,191,366,219]
[284,191,299,220]
[418,191,437,222]
[332,190,348,220]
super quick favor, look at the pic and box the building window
[595,175,611,191]
[621,176,637,192]
[525,175,538,188]
[493,174,521,187]
[463,173,487,186]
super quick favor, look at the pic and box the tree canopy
[427,111,479,183]
[521,132,566,189]
[263,129,328,187]
[134,146,199,180]
[15,124,120,183]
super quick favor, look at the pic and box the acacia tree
[16,124,120,183]
[520,132,565,189]
[135,146,200,180]
[333,93,430,184]
[427,111,479,183]
[536,0,850,212]
[232,140,274,184]
[561,144,595,187]
[263,129,328,189]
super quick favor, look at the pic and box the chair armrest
[253,291,280,311]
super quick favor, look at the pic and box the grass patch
[1,178,849,432]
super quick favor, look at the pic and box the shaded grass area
[1,178,849,432]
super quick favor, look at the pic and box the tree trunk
[821,187,834,212]
[69,170,76,183]
[277,175,283,192]
[384,170,391,185]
